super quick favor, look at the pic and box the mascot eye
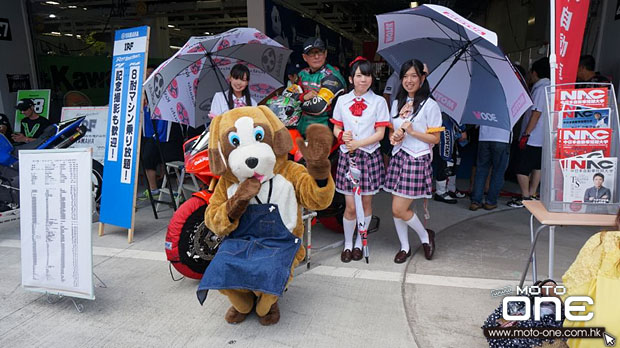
[254,126,265,141]
[228,132,240,147]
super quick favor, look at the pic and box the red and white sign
[554,87,608,111]
[556,128,612,158]
[554,0,590,84]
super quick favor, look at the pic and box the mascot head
[208,105,293,183]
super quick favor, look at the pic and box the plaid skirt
[335,148,384,195]
[383,151,432,199]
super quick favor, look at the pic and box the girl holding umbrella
[384,59,440,263]
[209,63,258,120]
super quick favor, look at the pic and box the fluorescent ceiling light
[51,31,61,36]
[48,14,57,18]
[45,1,60,5]
[68,5,77,8]
[168,24,175,28]
[174,28,181,31]
[204,31,210,35]
[83,7,87,10]
[410,2,419,7]
[76,34,81,39]
[528,17,535,25]
[64,33,73,36]
[170,45,182,50]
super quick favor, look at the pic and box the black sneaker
[434,192,457,204]
[448,191,466,199]
[507,198,525,208]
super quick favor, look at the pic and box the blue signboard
[100,26,149,229]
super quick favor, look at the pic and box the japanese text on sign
[107,66,124,161]
[120,64,140,184]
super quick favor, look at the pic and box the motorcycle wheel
[166,196,214,279]
[91,160,103,205]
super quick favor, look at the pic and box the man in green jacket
[297,37,346,136]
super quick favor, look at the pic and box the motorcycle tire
[91,160,103,205]
[165,196,211,279]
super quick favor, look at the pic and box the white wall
[0,0,37,120]
[595,0,620,90]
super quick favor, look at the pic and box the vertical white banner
[120,64,140,184]
[19,149,94,300]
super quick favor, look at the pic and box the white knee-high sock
[405,214,429,244]
[393,217,410,252]
[435,180,447,195]
[343,217,356,250]
[447,175,457,192]
[354,216,372,249]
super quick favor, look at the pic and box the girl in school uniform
[384,59,442,263]
[209,64,258,123]
[331,56,391,263]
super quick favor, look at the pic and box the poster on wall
[19,148,94,300]
[61,106,109,163]
[14,89,51,132]
[264,0,353,71]
[6,74,31,93]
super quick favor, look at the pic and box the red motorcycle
[165,128,346,279]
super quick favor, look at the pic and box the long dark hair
[394,59,431,118]
[227,63,252,110]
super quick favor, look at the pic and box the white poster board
[19,148,94,300]
[60,106,108,164]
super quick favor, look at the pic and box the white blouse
[209,90,258,118]
[390,98,442,158]
[331,90,391,153]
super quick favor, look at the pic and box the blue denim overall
[197,179,301,305]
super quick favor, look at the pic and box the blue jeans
[471,141,510,205]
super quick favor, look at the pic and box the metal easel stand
[44,272,107,313]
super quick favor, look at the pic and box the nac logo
[473,111,498,122]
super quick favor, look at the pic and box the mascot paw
[295,124,332,180]
[226,177,262,220]
[225,306,249,324]
[258,302,280,326]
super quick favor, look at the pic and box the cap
[303,37,326,54]
[15,98,34,111]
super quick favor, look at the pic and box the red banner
[555,0,590,85]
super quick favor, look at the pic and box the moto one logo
[473,111,498,122]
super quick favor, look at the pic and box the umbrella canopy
[377,5,532,131]
[144,28,291,127]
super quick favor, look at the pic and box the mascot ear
[257,105,292,156]
[207,116,227,176]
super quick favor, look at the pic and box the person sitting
[12,98,52,144]
[561,209,620,348]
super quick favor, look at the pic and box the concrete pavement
[0,183,603,348]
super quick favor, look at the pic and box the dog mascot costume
[197,105,335,325]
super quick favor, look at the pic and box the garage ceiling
[28,0,489,54]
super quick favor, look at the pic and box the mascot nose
[245,157,259,169]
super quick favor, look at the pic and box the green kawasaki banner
[14,89,51,132]
[37,56,166,107]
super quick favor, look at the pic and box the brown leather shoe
[423,229,435,260]
[394,249,412,264]
[352,248,363,261]
[483,203,497,210]
[341,249,352,263]
[225,306,248,324]
[258,301,280,326]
